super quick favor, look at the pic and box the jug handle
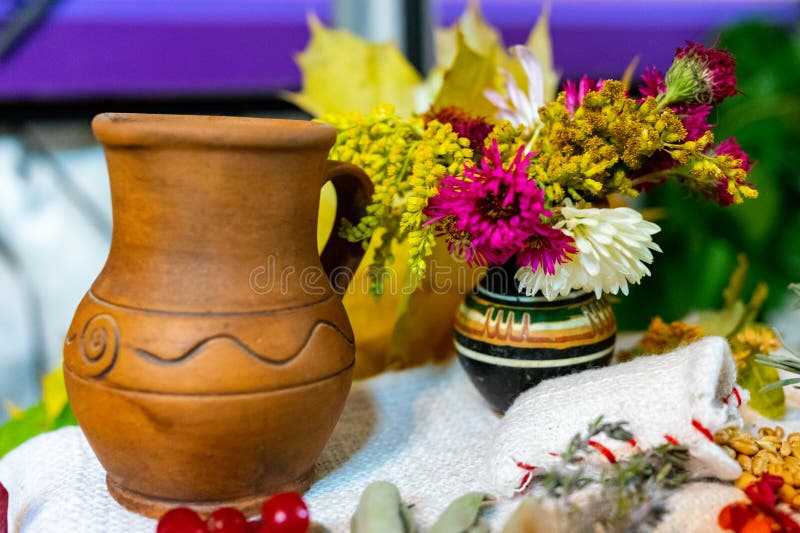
[320,160,374,295]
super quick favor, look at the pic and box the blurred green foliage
[615,22,800,329]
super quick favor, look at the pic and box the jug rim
[92,112,336,150]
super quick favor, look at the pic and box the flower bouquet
[290,5,757,384]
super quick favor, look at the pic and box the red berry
[157,508,207,533]
[246,519,264,533]
[260,493,310,533]
[207,507,248,533]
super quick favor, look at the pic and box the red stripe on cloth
[692,419,714,441]
[516,471,532,492]
[588,440,617,464]
[733,387,742,407]
[548,452,559,457]
[664,434,680,445]
[515,461,537,471]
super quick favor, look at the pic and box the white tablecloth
[3,354,800,533]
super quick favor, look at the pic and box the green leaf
[351,481,416,533]
[696,300,746,337]
[761,377,800,393]
[740,358,785,419]
[0,404,48,459]
[0,366,78,459]
[431,492,491,533]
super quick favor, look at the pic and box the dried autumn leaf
[426,1,505,115]
[432,29,499,118]
[524,2,558,102]
[284,14,422,117]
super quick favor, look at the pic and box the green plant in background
[614,22,800,331]
[0,367,76,459]
[620,256,786,419]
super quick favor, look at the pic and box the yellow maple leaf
[431,29,500,118]
[426,1,506,116]
[284,14,422,117]
[42,366,69,424]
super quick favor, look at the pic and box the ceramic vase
[63,113,372,517]
[454,261,616,413]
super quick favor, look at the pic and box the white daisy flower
[516,203,662,300]
[484,45,545,132]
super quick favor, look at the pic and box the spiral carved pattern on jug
[79,314,120,377]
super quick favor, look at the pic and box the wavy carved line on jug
[66,314,120,378]
[134,320,354,366]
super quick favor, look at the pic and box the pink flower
[424,141,550,266]
[714,137,752,172]
[639,67,665,99]
[562,76,604,115]
[672,103,713,141]
[516,224,576,275]
[664,42,739,105]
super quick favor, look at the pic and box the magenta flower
[714,137,752,172]
[663,42,739,105]
[639,67,665,99]
[424,106,494,154]
[424,141,550,266]
[563,76,604,114]
[672,103,713,141]
[516,224,577,275]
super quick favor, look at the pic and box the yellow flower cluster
[401,121,473,278]
[682,148,759,205]
[321,106,472,293]
[531,81,687,203]
[730,324,781,369]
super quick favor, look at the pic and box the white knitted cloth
[3,343,800,533]
[492,337,745,497]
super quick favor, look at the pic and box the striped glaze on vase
[454,262,616,413]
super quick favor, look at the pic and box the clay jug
[63,113,372,518]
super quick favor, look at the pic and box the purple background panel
[0,0,796,101]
